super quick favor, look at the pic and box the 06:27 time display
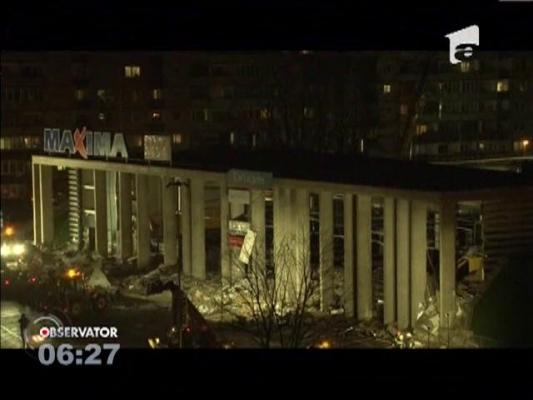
[37,343,120,366]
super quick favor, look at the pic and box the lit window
[75,89,86,101]
[383,84,391,94]
[211,86,234,99]
[479,142,485,150]
[173,134,182,145]
[303,107,314,119]
[230,132,235,145]
[260,109,270,120]
[416,124,428,135]
[496,80,509,92]
[97,89,107,101]
[125,65,141,78]
[400,104,408,115]
[152,89,162,100]
[460,62,470,73]
[152,112,161,120]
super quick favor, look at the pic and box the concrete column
[118,172,133,260]
[410,201,428,327]
[396,199,411,330]
[319,190,334,312]
[273,187,290,282]
[356,194,373,321]
[191,178,206,280]
[136,174,150,269]
[32,163,42,245]
[147,175,162,221]
[39,165,54,246]
[220,184,231,281]
[439,200,456,328]
[383,197,396,325]
[344,193,356,318]
[162,177,178,267]
[250,189,266,269]
[291,188,309,301]
[180,183,192,276]
[106,171,118,254]
[94,170,108,256]
[273,187,282,280]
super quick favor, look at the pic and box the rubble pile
[413,296,441,337]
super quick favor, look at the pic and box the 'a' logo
[73,127,88,159]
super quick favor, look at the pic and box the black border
[3,0,533,394]
[3,348,533,395]
[2,1,533,50]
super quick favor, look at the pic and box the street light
[165,177,189,189]
[162,178,191,347]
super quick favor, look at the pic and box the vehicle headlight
[1,244,12,257]
[12,244,25,256]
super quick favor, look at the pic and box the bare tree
[218,223,335,348]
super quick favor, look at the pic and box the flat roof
[156,148,532,192]
[34,148,532,193]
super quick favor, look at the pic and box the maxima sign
[43,127,128,159]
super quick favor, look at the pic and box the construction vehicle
[145,274,219,348]
[1,224,28,270]
[35,266,114,318]
[2,260,114,319]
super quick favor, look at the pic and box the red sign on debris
[228,235,245,248]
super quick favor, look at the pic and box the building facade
[2,51,532,219]
[1,51,378,215]
[30,144,533,330]
[375,51,533,160]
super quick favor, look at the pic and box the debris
[456,304,464,318]
[86,266,112,290]
[386,324,399,338]
[198,305,212,315]
[342,326,354,336]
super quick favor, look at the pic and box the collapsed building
[31,130,533,332]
